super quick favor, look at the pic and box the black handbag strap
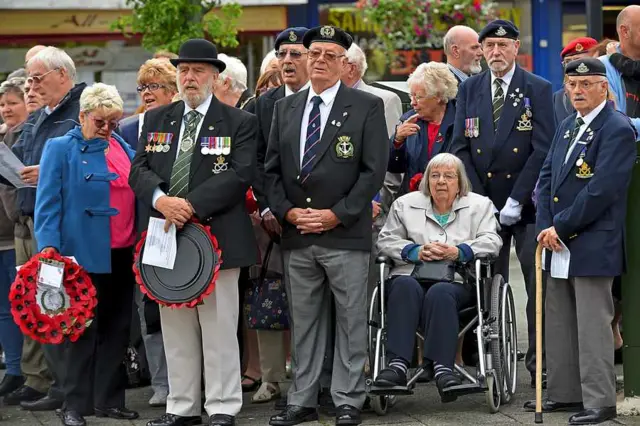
[260,241,275,282]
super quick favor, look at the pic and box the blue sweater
[35,127,135,274]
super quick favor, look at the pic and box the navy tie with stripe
[300,96,323,184]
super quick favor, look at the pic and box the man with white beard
[450,20,554,389]
[443,25,484,83]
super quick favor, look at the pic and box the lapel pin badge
[331,120,336,125]
[170,121,176,126]
[343,112,348,117]
[209,126,214,131]
[336,122,342,127]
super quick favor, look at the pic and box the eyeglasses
[409,93,430,101]
[88,114,119,130]
[26,68,60,86]
[308,49,345,62]
[275,49,306,59]
[136,83,166,93]
[429,173,458,182]
[564,80,605,91]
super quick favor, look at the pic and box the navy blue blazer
[450,66,554,224]
[118,114,140,151]
[552,88,574,128]
[387,101,456,180]
[536,103,637,277]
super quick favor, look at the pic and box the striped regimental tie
[168,110,202,197]
[492,78,505,132]
[300,96,323,184]
[564,116,586,164]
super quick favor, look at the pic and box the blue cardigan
[35,127,136,274]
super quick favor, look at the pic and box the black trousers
[62,248,135,413]
[495,222,543,376]
[385,276,472,368]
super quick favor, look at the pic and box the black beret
[565,58,607,77]
[274,27,309,51]
[302,25,353,50]
[478,20,520,43]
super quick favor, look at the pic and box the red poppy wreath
[10,252,97,344]
[132,221,222,309]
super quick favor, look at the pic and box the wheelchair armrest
[375,255,395,266]
[474,253,497,264]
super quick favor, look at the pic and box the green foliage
[112,0,242,53]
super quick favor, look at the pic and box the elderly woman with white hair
[213,53,250,109]
[374,153,501,402]
[389,62,458,194]
[35,83,138,426]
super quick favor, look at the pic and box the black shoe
[4,385,46,405]
[373,366,407,387]
[20,394,64,411]
[57,409,86,426]
[147,414,203,426]
[318,388,335,415]
[530,372,547,389]
[569,407,616,425]
[435,372,462,403]
[209,414,235,426]
[335,404,361,426]
[95,407,139,420]
[269,405,318,426]
[0,374,24,397]
[523,399,583,412]
[274,395,287,411]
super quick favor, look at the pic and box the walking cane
[534,243,543,424]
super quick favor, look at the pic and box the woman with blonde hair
[36,83,138,426]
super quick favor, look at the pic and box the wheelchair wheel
[370,394,394,416]
[368,286,384,378]
[501,281,518,398]
[489,275,513,404]
[485,370,501,413]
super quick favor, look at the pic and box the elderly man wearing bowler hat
[129,38,258,426]
[525,57,636,425]
[265,25,388,426]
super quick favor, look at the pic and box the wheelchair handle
[375,255,394,266]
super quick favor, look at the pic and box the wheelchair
[366,254,518,414]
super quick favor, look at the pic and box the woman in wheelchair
[374,153,502,402]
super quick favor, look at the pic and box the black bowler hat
[170,38,226,72]
[275,27,309,51]
[303,25,353,50]
[478,19,520,43]
[565,58,607,77]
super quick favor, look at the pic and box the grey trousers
[284,246,369,409]
[135,288,169,395]
[546,276,616,408]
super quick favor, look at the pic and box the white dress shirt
[151,94,213,208]
[299,80,341,167]
[491,64,516,99]
[564,99,607,163]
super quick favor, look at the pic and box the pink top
[106,137,136,248]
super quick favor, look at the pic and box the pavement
[1,250,639,426]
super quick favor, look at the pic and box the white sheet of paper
[38,262,63,288]
[550,241,570,279]
[0,143,34,189]
[141,217,177,270]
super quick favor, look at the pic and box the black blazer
[265,83,388,251]
[129,97,259,269]
[254,86,286,212]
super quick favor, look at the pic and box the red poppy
[409,173,424,192]
[245,188,258,214]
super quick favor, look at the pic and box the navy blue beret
[565,58,607,77]
[478,20,520,43]
[275,27,309,51]
[303,25,353,50]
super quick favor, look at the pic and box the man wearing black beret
[450,19,554,388]
[265,25,388,426]
[526,57,637,425]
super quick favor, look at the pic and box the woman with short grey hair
[375,153,501,401]
[388,63,459,196]
[35,82,138,426]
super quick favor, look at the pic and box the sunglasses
[26,68,60,86]
[275,49,306,59]
[308,49,345,62]
[136,83,166,93]
[88,114,119,130]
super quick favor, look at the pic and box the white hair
[27,46,76,82]
[79,83,123,113]
[407,62,458,103]
[346,43,368,78]
[421,153,472,197]
[260,50,277,75]
[217,54,248,93]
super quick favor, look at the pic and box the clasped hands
[285,208,340,234]
[418,242,458,262]
[537,226,564,252]
[156,195,195,232]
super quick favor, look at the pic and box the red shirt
[105,138,136,248]
[427,122,441,157]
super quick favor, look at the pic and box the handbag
[244,241,289,330]
[410,260,456,285]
